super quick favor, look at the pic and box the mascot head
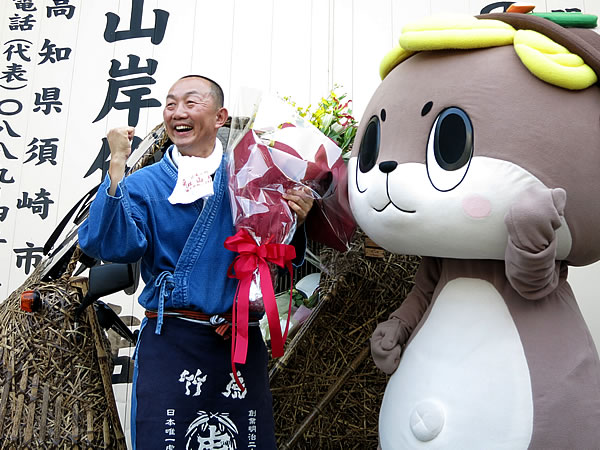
[349,12,600,266]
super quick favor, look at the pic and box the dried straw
[270,229,420,449]
[0,249,126,449]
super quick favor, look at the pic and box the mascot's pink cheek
[462,195,492,219]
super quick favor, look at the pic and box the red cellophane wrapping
[224,92,355,373]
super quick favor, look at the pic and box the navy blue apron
[131,317,276,449]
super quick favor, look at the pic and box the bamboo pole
[280,344,371,449]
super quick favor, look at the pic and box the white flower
[331,122,344,134]
[321,113,334,128]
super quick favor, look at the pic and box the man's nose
[172,102,188,118]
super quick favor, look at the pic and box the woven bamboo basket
[270,229,420,449]
[0,248,126,449]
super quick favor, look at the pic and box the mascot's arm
[504,186,567,299]
[370,257,441,374]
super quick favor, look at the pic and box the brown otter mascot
[349,11,600,449]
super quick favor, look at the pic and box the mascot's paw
[371,318,403,374]
[505,186,566,252]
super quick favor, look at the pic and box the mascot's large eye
[358,115,380,173]
[426,107,473,191]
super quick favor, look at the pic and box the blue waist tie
[153,270,174,334]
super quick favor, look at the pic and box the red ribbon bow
[224,228,296,389]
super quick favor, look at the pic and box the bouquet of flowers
[284,86,358,157]
[224,89,355,372]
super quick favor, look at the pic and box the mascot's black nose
[379,160,398,173]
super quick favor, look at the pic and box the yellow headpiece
[380,14,598,90]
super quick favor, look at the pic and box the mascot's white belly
[379,278,533,449]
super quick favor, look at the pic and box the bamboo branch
[280,344,371,449]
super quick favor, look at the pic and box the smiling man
[163,75,228,157]
[79,75,313,449]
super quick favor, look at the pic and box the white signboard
[1,1,599,447]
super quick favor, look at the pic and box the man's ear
[216,107,228,128]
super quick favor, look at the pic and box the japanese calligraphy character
[109,55,157,77]
[0,169,15,184]
[84,137,110,179]
[17,188,54,219]
[222,372,247,399]
[0,99,23,116]
[13,0,36,12]
[186,411,238,449]
[38,39,71,64]
[104,0,169,45]
[94,55,160,126]
[166,409,175,417]
[33,87,62,114]
[0,120,20,137]
[165,428,175,436]
[46,0,75,19]
[1,63,27,89]
[1,143,17,160]
[3,39,32,62]
[0,206,8,221]
[25,137,59,165]
[0,237,6,244]
[248,410,257,417]
[14,242,43,275]
[179,369,207,397]
[0,117,20,161]
[165,445,175,450]
[165,418,175,426]
[8,14,36,31]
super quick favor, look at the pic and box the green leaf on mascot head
[531,12,597,28]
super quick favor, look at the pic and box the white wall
[2,1,600,446]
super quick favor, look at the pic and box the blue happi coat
[79,145,238,320]
[80,145,284,449]
[79,147,306,449]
